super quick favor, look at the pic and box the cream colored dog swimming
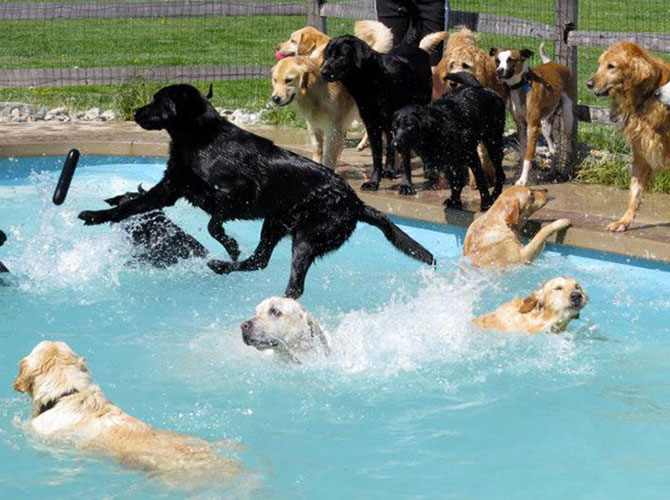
[14,341,242,485]
[241,297,330,363]
[473,277,588,334]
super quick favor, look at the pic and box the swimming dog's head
[14,341,92,414]
[489,47,533,81]
[491,186,550,228]
[240,297,330,363]
[321,35,372,82]
[518,277,589,332]
[271,57,319,106]
[133,84,217,132]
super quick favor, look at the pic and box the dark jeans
[375,0,446,65]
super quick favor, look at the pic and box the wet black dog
[321,0,432,195]
[104,185,214,268]
[78,84,434,298]
[0,230,8,273]
[391,72,506,212]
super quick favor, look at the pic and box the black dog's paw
[78,210,110,226]
[398,184,416,196]
[381,169,397,179]
[444,198,463,210]
[226,243,241,262]
[361,181,380,191]
[208,259,234,274]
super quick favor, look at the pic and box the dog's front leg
[607,152,652,232]
[79,177,180,225]
[361,127,383,191]
[520,218,571,262]
[397,150,415,195]
[207,216,240,261]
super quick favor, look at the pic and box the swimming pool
[1,156,670,499]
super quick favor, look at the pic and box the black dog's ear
[489,47,499,57]
[520,49,534,60]
[352,42,369,69]
[205,84,214,100]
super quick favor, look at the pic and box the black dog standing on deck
[104,185,217,268]
[78,84,434,298]
[321,0,433,195]
[391,72,506,212]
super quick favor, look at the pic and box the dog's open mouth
[593,87,611,97]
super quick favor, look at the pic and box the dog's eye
[269,307,282,318]
[284,78,292,83]
[607,63,616,69]
[554,286,563,291]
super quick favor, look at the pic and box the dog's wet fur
[78,84,434,298]
[104,185,211,268]
[391,72,506,211]
[0,230,8,273]
[320,0,433,194]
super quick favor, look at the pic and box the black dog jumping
[0,230,8,273]
[104,185,217,268]
[321,0,433,195]
[391,72,506,212]
[78,84,434,298]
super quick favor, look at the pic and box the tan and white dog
[241,297,331,363]
[463,185,571,268]
[276,21,394,153]
[13,341,242,485]
[490,44,575,186]
[271,56,356,169]
[473,277,588,334]
[656,81,670,107]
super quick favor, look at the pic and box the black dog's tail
[358,205,435,265]
[446,71,482,87]
[398,0,422,47]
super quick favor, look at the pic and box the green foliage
[112,77,158,121]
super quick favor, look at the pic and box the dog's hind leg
[398,150,415,195]
[207,216,240,261]
[208,219,286,275]
[465,148,493,211]
[382,131,397,179]
[482,134,505,200]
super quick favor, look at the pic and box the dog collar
[36,389,79,416]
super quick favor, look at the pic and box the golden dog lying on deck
[473,276,588,334]
[463,186,571,268]
[14,341,242,486]
[587,41,670,232]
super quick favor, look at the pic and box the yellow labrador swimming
[13,341,242,485]
[473,277,588,334]
[241,297,331,363]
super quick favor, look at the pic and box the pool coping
[1,121,669,266]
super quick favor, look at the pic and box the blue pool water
[1,156,670,499]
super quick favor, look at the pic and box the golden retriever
[586,41,670,231]
[436,27,505,186]
[271,56,356,169]
[473,276,588,334]
[241,297,330,363]
[463,186,571,268]
[276,21,393,153]
[14,341,242,486]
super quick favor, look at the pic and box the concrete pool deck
[1,121,669,264]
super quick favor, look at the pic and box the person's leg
[376,0,408,47]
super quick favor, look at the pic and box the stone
[100,110,116,121]
[84,107,100,121]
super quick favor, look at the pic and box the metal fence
[0,0,668,117]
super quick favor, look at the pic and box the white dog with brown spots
[13,341,242,486]
[241,297,331,363]
[473,277,588,334]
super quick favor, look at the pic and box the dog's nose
[496,68,505,78]
[271,95,281,105]
[586,79,594,90]
[654,89,661,98]
[570,291,582,305]
[241,320,252,332]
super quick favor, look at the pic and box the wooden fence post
[555,0,578,179]
[307,0,327,33]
